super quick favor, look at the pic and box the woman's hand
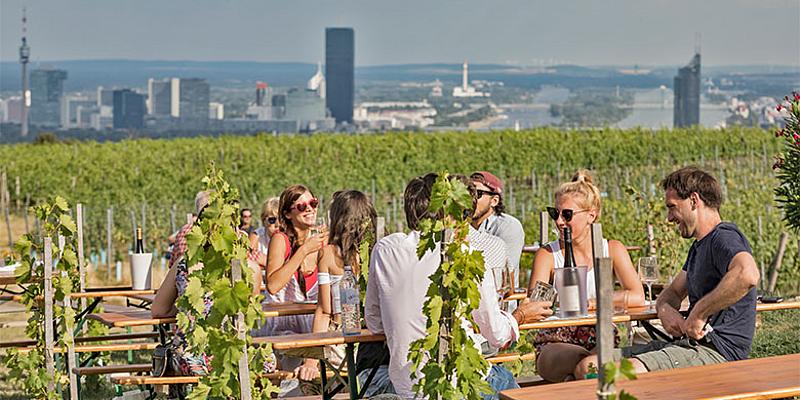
[300,229,328,256]
[295,359,320,381]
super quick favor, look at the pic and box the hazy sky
[1,0,798,67]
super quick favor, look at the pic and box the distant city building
[284,88,328,130]
[61,95,96,128]
[97,86,114,107]
[453,61,488,98]
[147,78,172,115]
[209,102,224,120]
[355,100,437,129]
[29,68,67,127]
[307,62,326,99]
[255,82,270,106]
[112,89,145,129]
[673,53,701,128]
[1,97,23,123]
[325,27,354,124]
[173,78,210,129]
[430,79,443,97]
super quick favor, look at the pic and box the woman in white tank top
[528,170,645,383]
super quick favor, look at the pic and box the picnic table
[499,353,800,400]
[253,329,385,400]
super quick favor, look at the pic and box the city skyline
[1,0,798,67]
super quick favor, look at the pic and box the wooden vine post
[231,259,252,400]
[43,237,55,393]
[591,223,615,399]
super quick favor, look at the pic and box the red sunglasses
[292,198,319,213]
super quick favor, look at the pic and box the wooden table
[253,329,385,400]
[87,304,177,328]
[263,302,317,318]
[0,270,21,285]
[499,353,800,400]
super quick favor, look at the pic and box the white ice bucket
[130,253,153,290]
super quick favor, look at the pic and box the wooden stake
[107,208,113,276]
[141,203,147,252]
[14,176,20,210]
[767,233,789,294]
[376,217,385,240]
[646,224,656,256]
[539,211,548,246]
[43,238,55,392]
[77,204,87,310]
[231,260,252,400]
[591,223,615,399]
[3,204,11,247]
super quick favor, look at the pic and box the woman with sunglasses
[249,197,280,271]
[529,170,645,382]
[295,190,378,387]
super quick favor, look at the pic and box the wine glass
[311,217,327,237]
[638,256,660,307]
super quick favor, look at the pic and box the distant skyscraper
[112,89,145,129]
[171,78,209,129]
[29,68,67,127]
[19,7,30,136]
[147,78,172,115]
[325,28,354,124]
[307,62,326,99]
[673,53,701,128]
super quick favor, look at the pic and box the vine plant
[773,92,800,232]
[177,163,277,399]
[4,196,80,399]
[408,173,492,399]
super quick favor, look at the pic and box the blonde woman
[528,170,645,382]
[249,197,280,279]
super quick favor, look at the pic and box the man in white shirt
[364,173,552,399]
[470,171,525,290]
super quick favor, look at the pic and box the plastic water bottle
[340,265,361,336]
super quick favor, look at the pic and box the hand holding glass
[529,280,556,303]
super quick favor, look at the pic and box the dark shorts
[617,338,727,372]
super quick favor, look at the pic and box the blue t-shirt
[682,222,756,361]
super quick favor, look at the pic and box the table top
[71,289,157,299]
[253,329,386,350]
[499,353,800,400]
[87,304,177,328]
[263,302,317,318]
[0,270,23,285]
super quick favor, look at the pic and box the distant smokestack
[462,60,468,91]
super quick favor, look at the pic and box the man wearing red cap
[470,171,526,295]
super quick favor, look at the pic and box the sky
[1,0,798,67]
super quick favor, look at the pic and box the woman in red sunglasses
[528,170,645,383]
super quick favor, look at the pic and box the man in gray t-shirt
[470,171,525,288]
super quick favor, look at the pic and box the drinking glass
[311,217,327,237]
[638,256,660,306]
[492,265,510,299]
[529,280,556,303]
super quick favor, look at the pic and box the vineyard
[1,127,798,294]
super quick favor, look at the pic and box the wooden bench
[499,353,800,399]
[73,363,152,376]
[0,331,159,349]
[486,352,536,364]
[18,342,159,354]
[87,305,177,328]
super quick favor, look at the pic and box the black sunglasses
[266,216,277,225]
[546,207,588,222]
[477,189,499,198]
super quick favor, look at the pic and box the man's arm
[684,252,759,339]
[656,270,689,337]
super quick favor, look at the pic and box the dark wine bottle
[135,227,144,254]
[559,226,581,317]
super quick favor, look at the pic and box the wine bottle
[558,226,581,318]
[135,227,144,254]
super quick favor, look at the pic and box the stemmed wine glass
[638,256,660,307]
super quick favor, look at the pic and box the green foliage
[603,358,638,400]
[773,92,800,232]
[176,163,277,399]
[408,173,492,399]
[3,196,81,399]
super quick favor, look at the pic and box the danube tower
[19,8,30,136]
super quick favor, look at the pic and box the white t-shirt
[365,227,519,398]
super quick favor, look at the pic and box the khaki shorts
[617,338,727,372]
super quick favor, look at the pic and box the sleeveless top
[548,238,608,300]
[264,232,319,303]
[533,238,615,352]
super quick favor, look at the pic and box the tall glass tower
[673,53,701,128]
[325,28,354,124]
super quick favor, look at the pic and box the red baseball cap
[471,171,504,195]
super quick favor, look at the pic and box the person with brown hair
[529,170,645,382]
[261,185,327,343]
[575,166,759,378]
[248,197,280,281]
[294,190,377,383]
